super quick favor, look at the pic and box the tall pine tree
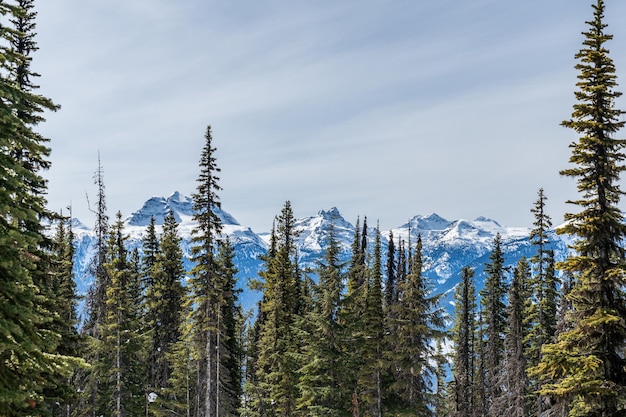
[451,266,477,417]
[0,1,78,413]
[534,1,626,415]
[479,233,508,417]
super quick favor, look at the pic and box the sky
[33,0,626,233]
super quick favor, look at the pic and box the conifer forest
[2,1,626,416]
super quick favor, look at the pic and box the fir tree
[297,223,348,416]
[387,234,445,416]
[356,224,384,417]
[78,156,110,417]
[339,217,369,415]
[214,237,243,417]
[144,211,186,416]
[100,213,148,417]
[525,189,557,417]
[533,1,626,415]
[47,210,85,417]
[498,258,530,417]
[0,1,77,412]
[385,230,396,311]
[451,266,477,417]
[187,125,242,417]
[252,201,302,416]
[479,233,508,417]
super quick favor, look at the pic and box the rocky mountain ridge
[69,192,570,315]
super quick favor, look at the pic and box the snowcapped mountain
[68,192,570,316]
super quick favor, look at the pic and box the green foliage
[248,201,302,417]
[297,223,349,416]
[451,266,476,417]
[100,213,149,417]
[534,1,626,415]
[386,234,445,415]
[479,233,508,416]
[0,1,84,414]
[144,211,186,416]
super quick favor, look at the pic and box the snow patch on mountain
[67,192,570,317]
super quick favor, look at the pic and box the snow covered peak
[403,213,452,232]
[125,192,240,227]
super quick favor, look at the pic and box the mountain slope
[69,192,570,316]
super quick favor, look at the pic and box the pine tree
[498,258,530,417]
[47,210,85,417]
[144,211,186,416]
[84,154,110,338]
[387,234,445,416]
[214,237,243,417]
[384,230,396,311]
[0,1,78,413]
[339,217,369,416]
[78,156,110,417]
[451,266,477,417]
[187,125,238,417]
[100,213,148,417]
[356,224,384,417]
[479,233,508,417]
[297,223,348,416]
[525,189,558,417]
[533,1,626,416]
[252,201,302,416]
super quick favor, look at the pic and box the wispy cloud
[35,0,626,231]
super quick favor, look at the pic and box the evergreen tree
[47,210,85,417]
[339,217,369,416]
[78,156,110,417]
[142,216,160,286]
[479,233,508,417]
[84,154,110,337]
[187,125,243,417]
[356,224,384,417]
[533,1,626,415]
[164,295,196,417]
[214,237,243,417]
[252,201,302,416]
[451,266,477,417]
[100,213,148,417]
[387,234,445,416]
[0,1,78,413]
[144,211,186,416]
[525,189,558,417]
[384,230,396,311]
[297,223,348,416]
[498,258,530,417]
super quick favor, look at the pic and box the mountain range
[70,191,571,317]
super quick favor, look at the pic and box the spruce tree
[339,216,369,415]
[384,230,396,311]
[0,1,78,412]
[252,201,302,416]
[451,266,477,417]
[356,224,384,417]
[187,125,242,417]
[533,1,626,415]
[498,258,530,417]
[387,234,445,416]
[144,211,186,416]
[525,189,558,417]
[214,237,243,417]
[47,210,85,417]
[78,156,110,417]
[479,233,508,417]
[297,223,348,416]
[100,213,148,417]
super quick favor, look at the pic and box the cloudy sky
[34,0,626,233]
